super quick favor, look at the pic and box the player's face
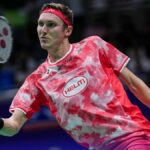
[37,13,66,50]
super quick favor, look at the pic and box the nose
[41,24,49,33]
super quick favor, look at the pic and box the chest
[40,52,113,104]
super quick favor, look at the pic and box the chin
[41,44,50,50]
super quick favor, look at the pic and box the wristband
[0,118,4,129]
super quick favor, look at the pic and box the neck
[48,39,71,63]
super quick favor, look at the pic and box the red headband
[42,8,72,26]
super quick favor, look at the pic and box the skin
[120,67,150,107]
[0,12,149,137]
[0,12,73,136]
[37,12,73,62]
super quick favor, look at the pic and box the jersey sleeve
[93,36,130,75]
[9,74,42,119]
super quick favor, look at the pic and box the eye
[47,22,57,28]
[38,21,44,27]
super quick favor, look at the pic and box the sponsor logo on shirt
[46,66,59,74]
[63,76,88,97]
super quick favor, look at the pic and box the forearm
[0,109,27,137]
[120,68,150,107]
[129,78,150,106]
[0,118,20,137]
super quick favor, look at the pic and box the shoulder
[86,35,102,41]
[75,36,105,48]
[25,59,47,82]
[79,35,102,43]
[76,36,107,50]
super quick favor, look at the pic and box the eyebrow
[38,19,55,22]
[38,19,57,24]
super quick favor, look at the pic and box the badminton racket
[0,16,13,63]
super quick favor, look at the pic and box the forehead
[38,13,63,23]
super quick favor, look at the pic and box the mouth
[40,37,49,43]
[40,36,48,39]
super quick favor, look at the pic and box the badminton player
[0,2,150,150]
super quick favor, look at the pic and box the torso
[11,36,150,149]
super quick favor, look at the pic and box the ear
[64,26,73,37]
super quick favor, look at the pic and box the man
[0,2,150,150]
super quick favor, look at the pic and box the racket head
[0,16,13,63]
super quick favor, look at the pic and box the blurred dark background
[0,0,150,150]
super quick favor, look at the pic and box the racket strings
[0,16,13,63]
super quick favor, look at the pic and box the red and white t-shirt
[10,36,150,149]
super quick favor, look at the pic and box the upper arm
[119,67,142,88]
[119,67,150,107]
[119,67,147,91]
[119,67,134,86]
[9,74,42,119]
[94,36,130,75]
